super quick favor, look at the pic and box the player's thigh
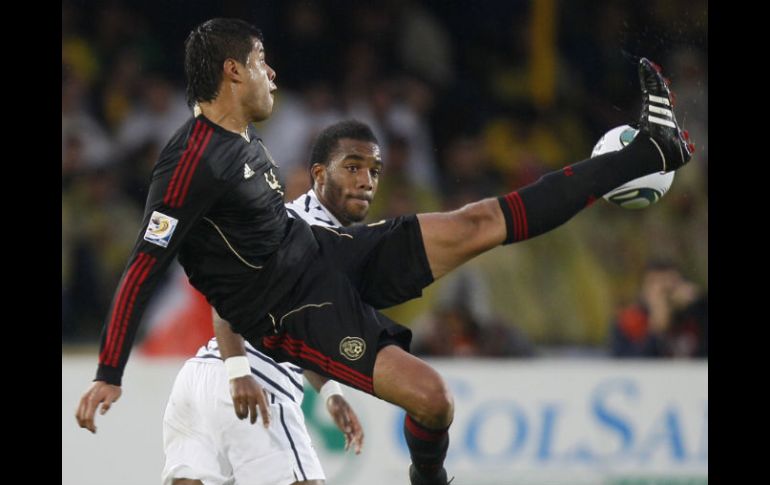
[222,397,324,485]
[417,198,506,279]
[163,362,233,485]
[275,401,326,483]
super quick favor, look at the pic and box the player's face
[316,138,382,226]
[242,39,277,121]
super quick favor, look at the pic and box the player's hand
[76,381,122,434]
[230,375,270,427]
[326,395,364,454]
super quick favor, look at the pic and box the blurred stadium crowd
[62,0,707,357]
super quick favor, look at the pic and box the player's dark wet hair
[309,120,379,170]
[184,18,263,106]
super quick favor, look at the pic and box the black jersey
[96,115,318,385]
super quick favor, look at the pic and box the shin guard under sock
[498,133,662,244]
[404,414,450,478]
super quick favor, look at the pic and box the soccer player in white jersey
[162,120,383,485]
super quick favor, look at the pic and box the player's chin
[345,201,369,222]
[254,110,272,122]
[254,100,274,120]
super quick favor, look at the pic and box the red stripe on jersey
[103,254,151,366]
[298,346,372,392]
[272,341,372,392]
[262,335,373,393]
[108,255,157,366]
[171,124,210,207]
[164,121,203,206]
[511,192,529,240]
[504,194,520,241]
[100,254,149,364]
[171,123,212,207]
[274,338,373,392]
[176,126,213,207]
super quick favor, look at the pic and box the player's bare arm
[305,370,364,454]
[214,309,270,427]
[75,381,122,434]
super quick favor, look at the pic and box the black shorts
[246,215,433,395]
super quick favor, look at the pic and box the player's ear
[223,58,243,82]
[311,163,326,187]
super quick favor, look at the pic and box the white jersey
[163,357,324,485]
[187,189,340,405]
[190,337,307,404]
[163,190,338,485]
[285,188,342,227]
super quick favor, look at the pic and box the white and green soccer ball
[592,124,675,209]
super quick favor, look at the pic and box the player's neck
[198,100,250,138]
[313,188,350,227]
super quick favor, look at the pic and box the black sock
[498,133,662,244]
[404,414,450,478]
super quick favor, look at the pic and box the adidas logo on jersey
[244,164,255,179]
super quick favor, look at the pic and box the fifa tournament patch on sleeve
[143,211,179,248]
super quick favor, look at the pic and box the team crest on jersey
[339,337,366,361]
[264,168,284,196]
[143,211,178,248]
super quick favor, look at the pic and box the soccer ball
[592,125,675,209]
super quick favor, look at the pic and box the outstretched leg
[419,57,692,281]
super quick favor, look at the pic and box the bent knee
[414,377,454,428]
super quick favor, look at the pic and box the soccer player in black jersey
[165,120,379,485]
[77,18,694,485]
